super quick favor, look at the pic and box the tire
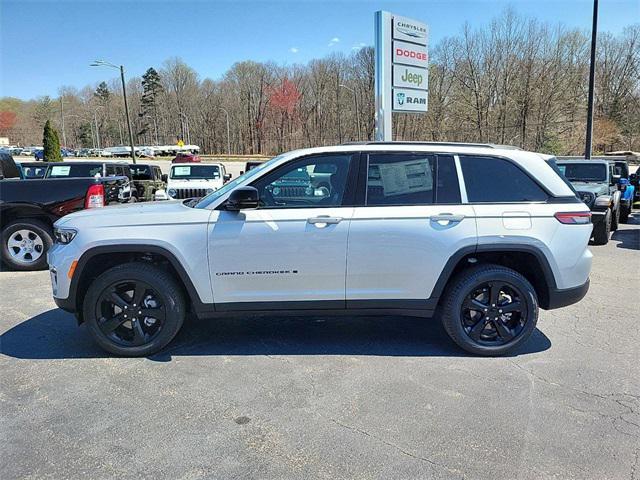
[611,205,620,231]
[592,209,611,245]
[1,219,53,271]
[82,263,186,356]
[619,205,630,224]
[440,264,539,356]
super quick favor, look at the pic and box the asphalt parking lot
[1,216,639,479]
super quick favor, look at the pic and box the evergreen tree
[42,120,63,162]
[140,68,163,143]
[94,82,111,104]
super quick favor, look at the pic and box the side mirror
[161,174,168,183]
[226,186,259,211]
[224,173,232,183]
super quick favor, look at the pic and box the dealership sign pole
[375,11,429,141]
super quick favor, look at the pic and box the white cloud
[351,42,367,51]
[328,37,340,47]
[290,47,299,53]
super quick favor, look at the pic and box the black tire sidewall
[83,263,185,356]
[441,266,539,356]
[1,220,53,271]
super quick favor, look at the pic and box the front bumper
[546,279,590,310]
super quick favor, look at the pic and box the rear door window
[365,153,460,206]
[460,155,548,202]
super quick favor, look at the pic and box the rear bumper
[546,279,590,310]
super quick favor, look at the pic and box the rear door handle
[308,216,343,226]
[430,213,465,223]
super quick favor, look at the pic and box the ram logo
[396,92,405,105]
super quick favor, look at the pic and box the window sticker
[50,166,71,176]
[173,166,191,175]
[378,159,433,196]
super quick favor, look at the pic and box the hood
[54,200,209,228]
[572,182,608,195]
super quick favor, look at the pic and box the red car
[171,152,201,163]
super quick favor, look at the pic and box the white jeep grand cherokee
[48,142,592,356]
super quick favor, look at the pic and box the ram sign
[375,11,429,140]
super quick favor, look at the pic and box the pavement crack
[328,417,463,478]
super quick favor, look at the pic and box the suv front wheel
[440,265,539,356]
[83,263,186,356]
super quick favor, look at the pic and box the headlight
[54,227,77,244]
[167,188,177,198]
[206,188,214,194]
[594,195,611,207]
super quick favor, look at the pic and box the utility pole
[90,60,137,162]
[585,0,599,159]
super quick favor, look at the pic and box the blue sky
[1,0,638,100]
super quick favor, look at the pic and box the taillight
[554,212,591,224]
[85,184,105,208]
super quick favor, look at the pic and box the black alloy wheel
[95,279,166,347]
[461,281,527,346]
[83,263,185,356]
[440,264,539,356]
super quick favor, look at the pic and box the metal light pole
[220,107,231,156]
[585,0,599,159]
[339,84,362,141]
[91,60,137,163]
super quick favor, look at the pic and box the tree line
[1,11,638,156]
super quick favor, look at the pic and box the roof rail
[341,141,521,150]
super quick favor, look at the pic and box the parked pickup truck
[0,154,128,271]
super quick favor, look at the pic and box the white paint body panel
[346,205,477,299]
[209,208,354,303]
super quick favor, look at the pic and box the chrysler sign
[392,15,428,46]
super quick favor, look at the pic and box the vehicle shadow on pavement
[1,309,551,360]
[611,214,640,250]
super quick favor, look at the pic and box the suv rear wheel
[440,265,539,356]
[83,263,185,356]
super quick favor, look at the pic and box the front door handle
[430,213,465,224]
[308,216,343,227]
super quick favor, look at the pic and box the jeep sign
[393,64,428,90]
[392,88,428,112]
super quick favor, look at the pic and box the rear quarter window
[460,155,548,203]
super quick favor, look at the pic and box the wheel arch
[70,244,211,321]
[431,244,557,310]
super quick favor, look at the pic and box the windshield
[556,163,607,182]
[170,165,220,179]
[130,165,152,180]
[46,164,102,178]
[195,154,285,209]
